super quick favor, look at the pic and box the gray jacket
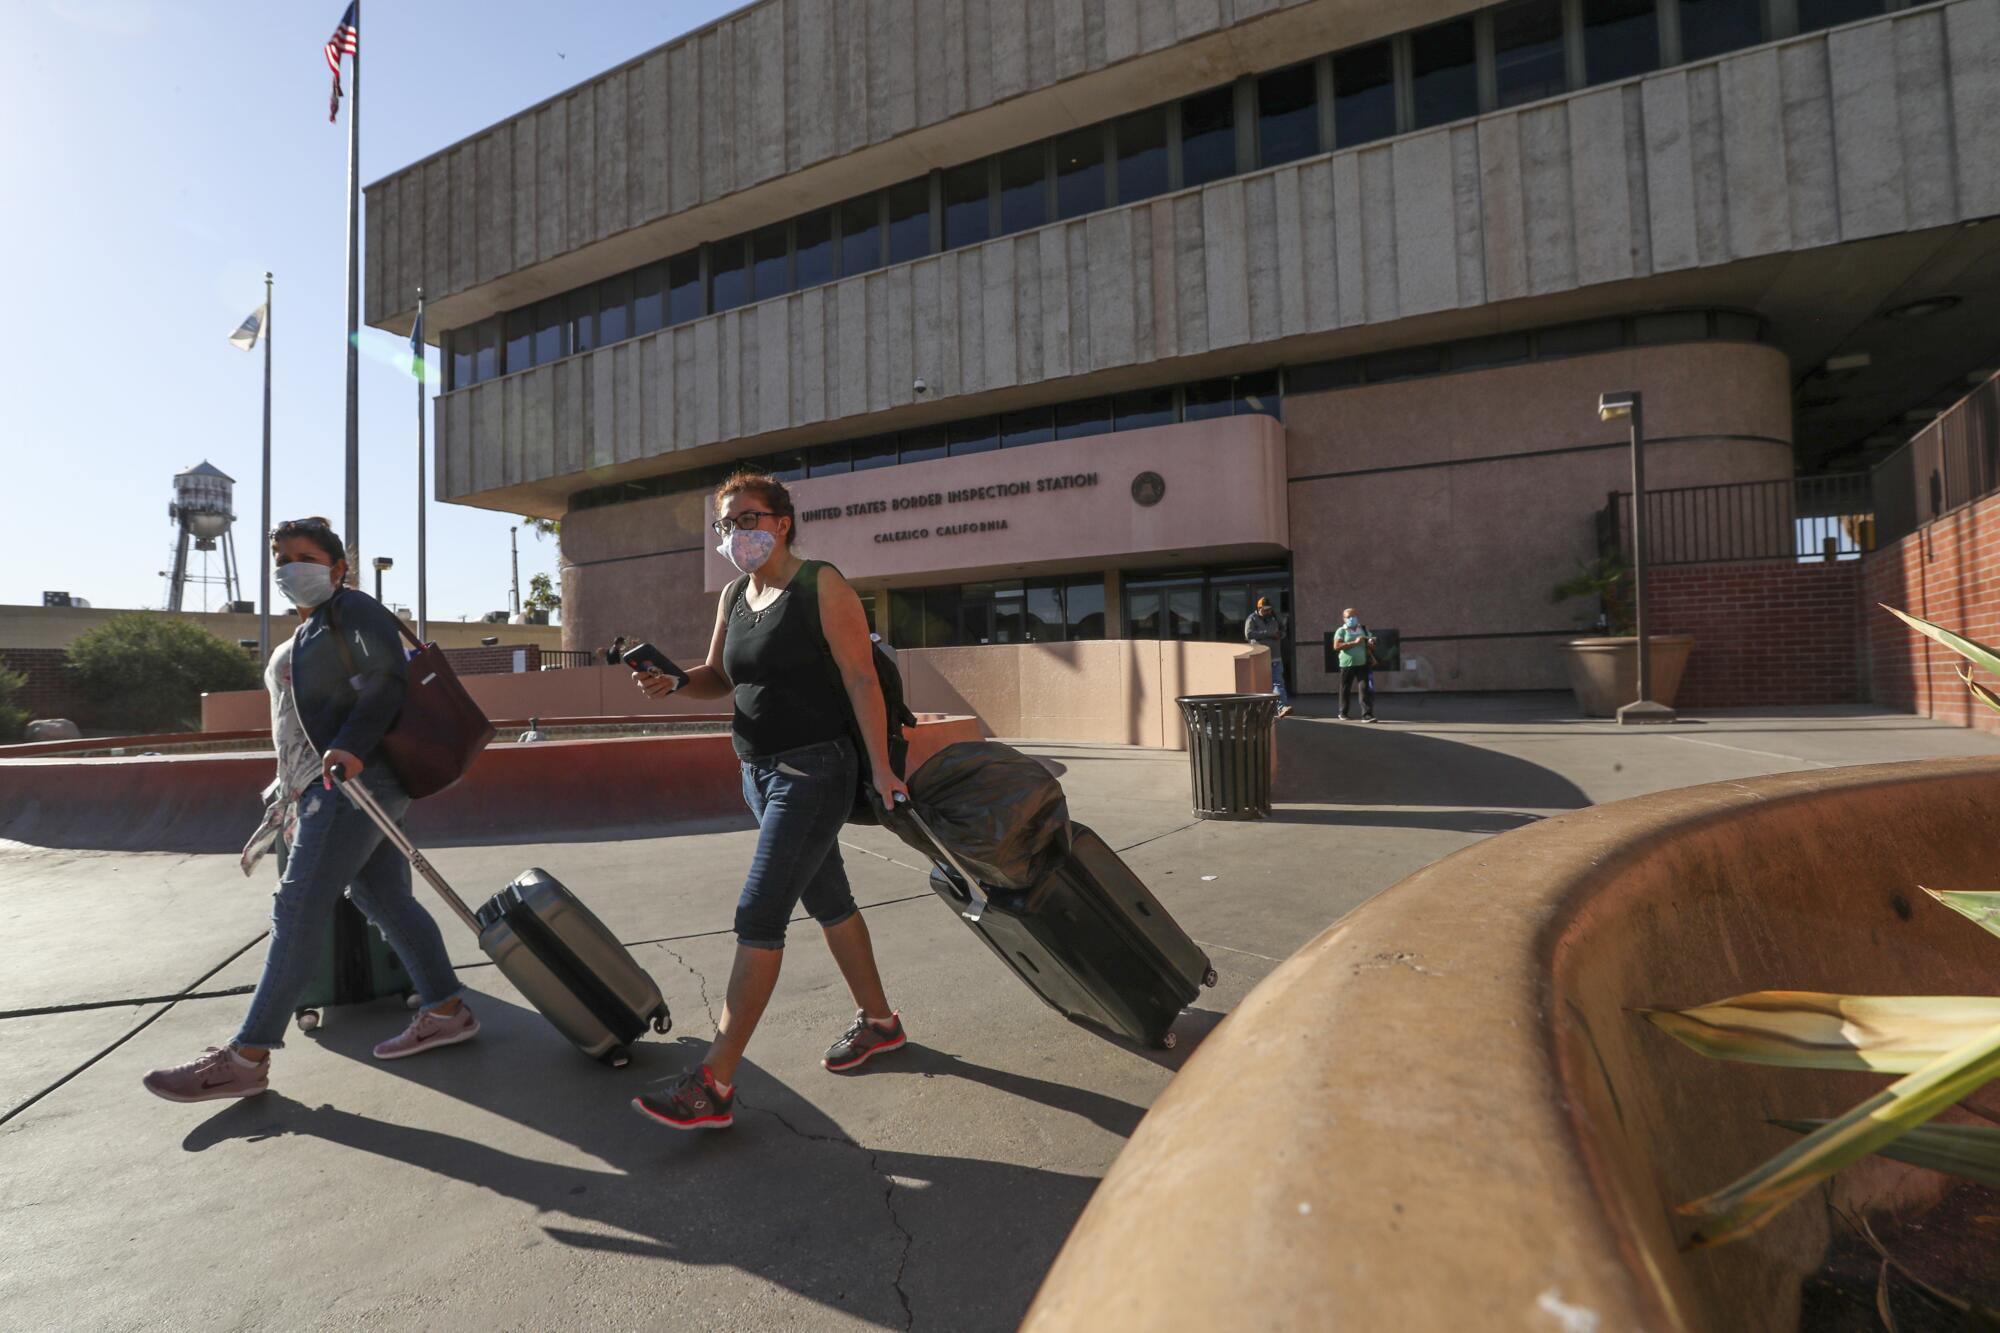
[1243,611,1285,645]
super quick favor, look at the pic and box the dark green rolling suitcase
[293,893,415,1032]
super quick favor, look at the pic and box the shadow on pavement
[1265,808,1548,835]
[181,998,1104,1331]
[1275,714,1590,813]
[837,1042,1145,1136]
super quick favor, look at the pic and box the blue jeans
[735,737,860,950]
[1270,655,1290,707]
[235,769,465,1048]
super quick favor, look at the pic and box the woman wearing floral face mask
[630,473,909,1131]
[142,518,477,1104]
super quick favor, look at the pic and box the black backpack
[732,562,915,826]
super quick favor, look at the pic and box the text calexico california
[797,471,1100,544]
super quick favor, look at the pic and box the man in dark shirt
[1244,598,1291,717]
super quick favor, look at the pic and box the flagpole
[415,286,428,642]
[259,272,274,663]
[342,0,362,584]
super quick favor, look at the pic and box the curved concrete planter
[1026,758,2000,1333]
[1559,634,1695,717]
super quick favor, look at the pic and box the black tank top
[721,560,853,759]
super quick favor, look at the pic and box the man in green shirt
[1332,608,1378,722]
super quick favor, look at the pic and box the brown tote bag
[328,595,495,798]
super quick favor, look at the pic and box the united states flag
[325,3,358,123]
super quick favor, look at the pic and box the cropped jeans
[734,736,860,950]
[234,767,465,1049]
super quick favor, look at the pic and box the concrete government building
[364,0,2000,695]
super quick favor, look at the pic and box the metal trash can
[1175,693,1281,820]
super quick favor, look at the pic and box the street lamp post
[1599,390,1676,725]
[373,555,394,603]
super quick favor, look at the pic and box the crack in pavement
[653,945,916,1330]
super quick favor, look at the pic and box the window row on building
[877,563,1295,649]
[447,0,1888,392]
[567,308,1764,515]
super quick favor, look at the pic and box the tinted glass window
[1451,332,1529,368]
[569,287,597,353]
[1364,346,1444,381]
[1258,63,1320,168]
[667,251,702,325]
[840,195,883,277]
[1065,577,1106,640]
[532,298,565,364]
[1183,378,1234,421]
[752,224,789,301]
[1494,0,1567,108]
[943,163,991,250]
[1797,0,1883,32]
[1582,0,1660,84]
[1411,19,1479,129]
[1235,372,1281,417]
[852,435,898,471]
[599,274,631,344]
[900,426,947,464]
[948,417,1000,456]
[1056,398,1111,439]
[1286,359,1362,393]
[473,318,499,381]
[1001,408,1055,448]
[998,144,1049,236]
[633,264,665,336]
[451,330,474,389]
[1113,387,1177,432]
[1680,0,1763,61]
[504,309,531,372]
[794,210,834,289]
[1026,584,1063,642]
[808,443,852,476]
[1333,42,1397,148]
[1180,87,1237,188]
[1114,107,1170,204]
[1632,310,1710,345]
[886,179,933,265]
[1713,311,1761,342]
[1054,128,1106,220]
[709,239,748,313]
[1537,319,1625,356]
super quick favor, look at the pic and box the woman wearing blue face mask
[143,518,476,1104]
[630,474,909,1131]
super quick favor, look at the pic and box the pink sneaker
[142,1046,270,1103]
[372,1003,479,1061]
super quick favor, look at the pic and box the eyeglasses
[712,510,781,536]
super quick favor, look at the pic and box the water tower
[163,461,243,613]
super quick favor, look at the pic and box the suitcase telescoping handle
[894,798,991,923]
[328,765,483,935]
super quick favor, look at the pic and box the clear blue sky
[0,0,741,624]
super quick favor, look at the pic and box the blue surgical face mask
[718,528,777,575]
[1345,616,1360,629]
[276,561,337,609]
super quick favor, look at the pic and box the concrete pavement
[3,696,1995,1331]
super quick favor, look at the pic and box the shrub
[66,613,261,734]
[0,665,26,743]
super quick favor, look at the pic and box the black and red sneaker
[823,1010,906,1072]
[632,1067,734,1131]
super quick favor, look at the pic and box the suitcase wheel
[604,1046,632,1069]
[295,1009,321,1032]
[1202,967,1219,989]
[650,1007,673,1036]
[1157,1030,1178,1051]
[405,991,422,1009]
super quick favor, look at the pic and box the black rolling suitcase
[333,770,671,1067]
[904,808,1216,1050]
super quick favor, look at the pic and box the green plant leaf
[1922,888,2000,942]
[1880,606,2000,679]
[1640,992,2000,1073]
[1775,1119,2000,1190]
[1676,1020,2000,1247]
[1958,667,2000,718]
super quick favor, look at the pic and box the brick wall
[1863,488,2000,734]
[1648,559,1863,708]
[441,644,541,676]
[0,647,93,723]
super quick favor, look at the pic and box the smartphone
[620,642,690,688]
